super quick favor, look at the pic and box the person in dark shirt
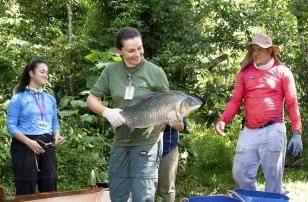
[157,117,187,202]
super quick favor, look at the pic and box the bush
[176,119,242,197]
[56,94,113,191]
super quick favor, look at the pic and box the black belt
[258,121,274,129]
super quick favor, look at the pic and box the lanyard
[126,71,133,85]
[33,93,45,121]
[125,65,138,86]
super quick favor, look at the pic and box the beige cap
[247,33,281,54]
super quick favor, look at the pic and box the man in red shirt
[215,33,303,194]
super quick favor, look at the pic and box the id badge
[38,121,49,129]
[124,85,135,100]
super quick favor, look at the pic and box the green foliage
[175,121,239,198]
[56,94,113,190]
[0,98,14,195]
[84,49,122,90]
[56,126,111,190]
[180,120,240,180]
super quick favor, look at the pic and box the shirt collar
[254,58,274,70]
[26,85,44,94]
[122,57,145,73]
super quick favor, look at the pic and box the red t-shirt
[219,63,302,133]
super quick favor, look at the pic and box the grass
[172,167,308,202]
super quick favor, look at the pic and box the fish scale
[120,90,202,134]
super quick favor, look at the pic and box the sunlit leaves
[59,96,73,109]
[70,100,87,109]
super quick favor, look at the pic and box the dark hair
[114,27,142,49]
[15,58,47,93]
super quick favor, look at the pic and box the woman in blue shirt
[7,59,63,195]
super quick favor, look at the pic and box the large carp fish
[120,90,202,133]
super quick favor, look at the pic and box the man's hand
[215,121,226,136]
[167,111,183,127]
[103,108,126,128]
[288,132,303,157]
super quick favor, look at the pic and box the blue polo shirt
[162,117,187,156]
[7,90,60,137]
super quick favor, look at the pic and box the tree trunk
[67,2,73,39]
[67,1,74,95]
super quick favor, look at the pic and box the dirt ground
[285,181,308,202]
[256,181,308,202]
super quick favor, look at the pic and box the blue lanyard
[33,93,45,120]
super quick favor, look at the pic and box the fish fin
[144,126,155,139]
[127,125,135,134]
[159,124,166,132]
[146,126,154,133]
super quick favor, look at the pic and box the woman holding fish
[86,27,185,202]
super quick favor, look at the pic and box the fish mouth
[182,104,202,116]
[181,96,203,116]
[191,104,202,111]
[193,98,203,109]
[196,104,202,109]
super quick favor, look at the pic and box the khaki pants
[157,146,179,202]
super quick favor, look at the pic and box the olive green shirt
[91,58,169,146]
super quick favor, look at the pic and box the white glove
[103,108,126,128]
[167,111,183,127]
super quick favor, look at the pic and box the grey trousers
[232,123,287,193]
[108,142,161,202]
[157,146,179,202]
